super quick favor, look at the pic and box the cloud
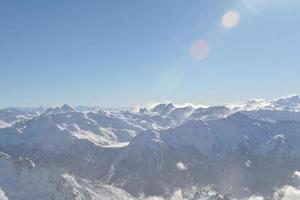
[144,101,207,110]
[272,171,300,200]
[293,171,300,179]
[273,185,300,200]
[140,171,300,200]
[245,195,264,200]
[0,188,8,200]
[141,189,183,200]
[140,186,223,200]
[176,162,188,171]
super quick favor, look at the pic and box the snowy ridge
[0,120,9,128]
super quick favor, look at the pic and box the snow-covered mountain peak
[243,99,272,110]
[273,95,300,110]
[151,102,176,116]
[61,104,76,112]
[97,109,112,117]
[190,105,231,121]
[43,107,63,116]
[138,107,150,115]
[43,104,76,116]
[274,94,300,102]
[233,95,300,112]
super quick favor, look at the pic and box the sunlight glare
[222,10,240,29]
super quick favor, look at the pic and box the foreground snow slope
[0,151,135,200]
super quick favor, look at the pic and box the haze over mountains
[1,95,300,200]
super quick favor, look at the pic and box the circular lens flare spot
[222,10,240,29]
[190,39,210,60]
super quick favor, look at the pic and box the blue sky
[0,0,300,107]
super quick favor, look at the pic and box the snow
[0,96,300,199]
[235,95,300,112]
[151,103,176,116]
[61,104,77,112]
[104,142,130,148]
[294,171,300,179]
[0,152,135,200]
[0,120,9,128]
[245,160,252,168]
[0,188,8,200]
[176,162,188,171]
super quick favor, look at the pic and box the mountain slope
[0,151,135,200]
[104,113,300,197]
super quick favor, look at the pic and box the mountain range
[1,95,300,200]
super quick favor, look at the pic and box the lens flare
[241,0,259,15]
[189,39,210,60]
[221,10,240,29]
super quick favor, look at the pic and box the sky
[0,0,300,108]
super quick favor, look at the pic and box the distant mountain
[273,95,300,110]
[151,103,176,117]
[236,95,300,111]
